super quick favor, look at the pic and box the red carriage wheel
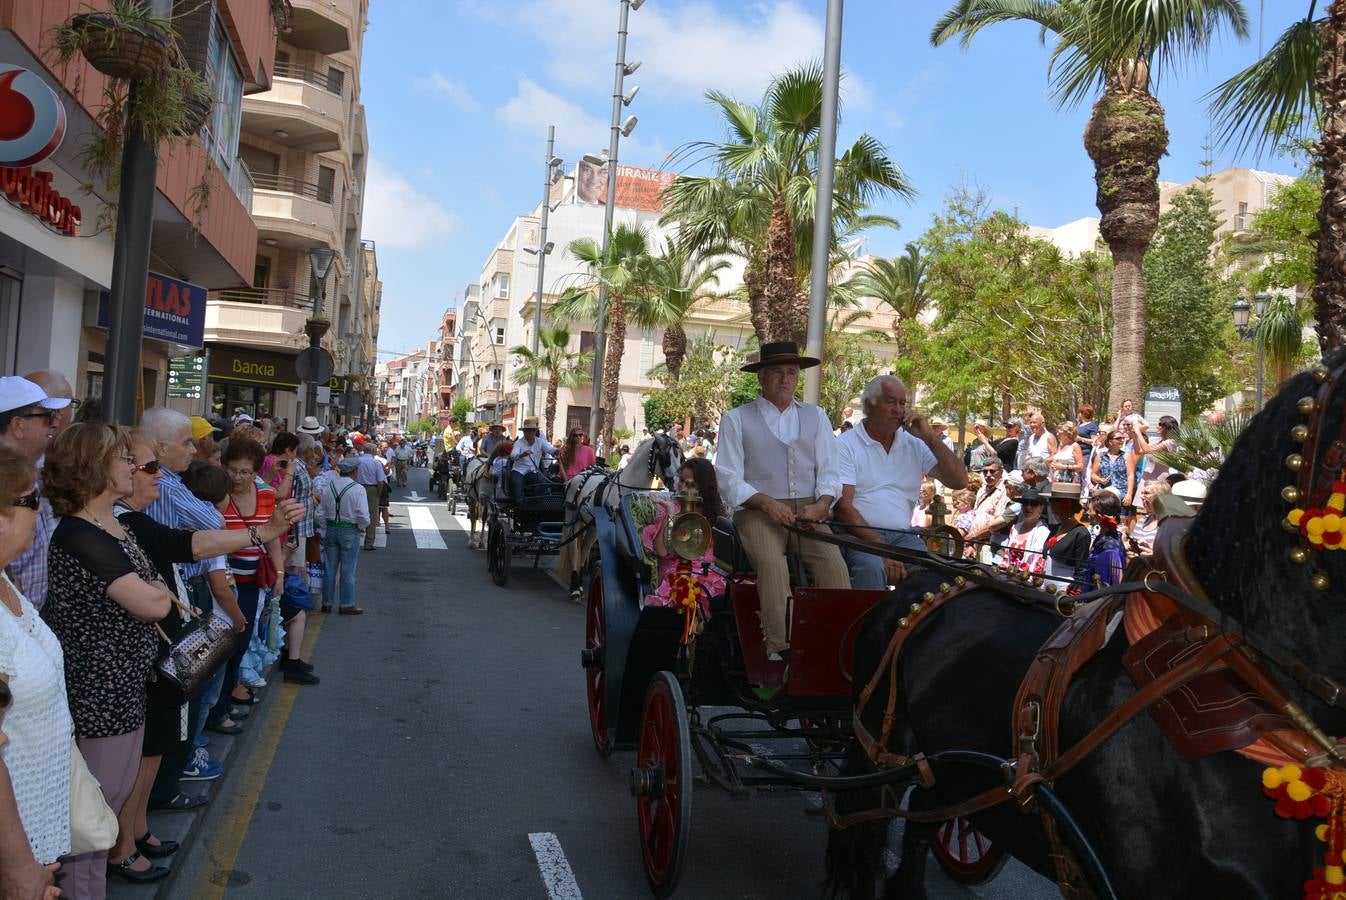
[631,671,692,898]
[931,816,1007,885]
[582,571,612,757]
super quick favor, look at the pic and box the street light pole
[803,0,844,406]
[588,0,642,446]
[306,248,335,419]
[529,125,557,418]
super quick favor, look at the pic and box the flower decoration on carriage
[1262,764,1346,899]
[1281,363,1346,591]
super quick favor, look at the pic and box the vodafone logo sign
[0,65,66,167]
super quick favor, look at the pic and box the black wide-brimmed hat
[741,341,821,373]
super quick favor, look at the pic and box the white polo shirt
[837,421,937,531]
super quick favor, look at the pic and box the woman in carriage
[640,458,726,610]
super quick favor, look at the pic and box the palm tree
[663,63,913,344]
[932,0,1249,411]
[644,239,731,383]
[844,242,930,362]
[1207,2,1346,353]
[552,224,655,445]
[510,327,594,440]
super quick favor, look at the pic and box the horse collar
[1283,361,1346,589]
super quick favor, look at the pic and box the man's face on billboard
[578,160,607,203]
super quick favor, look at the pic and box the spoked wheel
[490,520,511,586]
[582,570,612,757]
[630,671,692,898]
[931,816,1007,885]
[485,519,500,574]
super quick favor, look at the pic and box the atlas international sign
[97,271,207,348]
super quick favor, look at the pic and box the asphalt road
[168,467,1059,900]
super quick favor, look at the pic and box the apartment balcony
[205,287,344,353]
[250,174,340,250]
[242,62,345,153]
[285,0,356,53]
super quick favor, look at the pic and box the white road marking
[528,832,583,900]
[407,505,448,549]
[373,527,387,548]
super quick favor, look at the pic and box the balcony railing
[222,157,255,208]
[210,287,317,311]
[273,60,344,96]
[251,172,334,203]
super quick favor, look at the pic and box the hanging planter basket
[70,13,169,82]
[304,318,331,340]
[178,93,213,136]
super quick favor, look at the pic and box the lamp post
[306,247,336,418]
[1232,291,1270,411]
[526,126,563,418]
[587,0,645,446]
[803,0,844,406]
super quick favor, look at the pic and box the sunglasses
[134,460,162,474]
[16,410,56,424]
[13,489,39,510]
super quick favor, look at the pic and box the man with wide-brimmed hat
[476,422,506,458]
[716,342,851,662]
[508,416,555,500]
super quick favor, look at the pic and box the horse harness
[828,499,1346,897]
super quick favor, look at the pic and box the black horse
[825,353,1346,899]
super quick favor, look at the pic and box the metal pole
[102,83,158,425]
[529,125,555,418]
[588,0,631,445]
[306,279,323,416]
[1256,342,1265,411]
[802,0,843,407]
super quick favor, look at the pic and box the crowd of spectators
[0,376,390,899]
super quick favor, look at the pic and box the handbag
[150,595,237,704]
[256,551,279,591]
[68,737,117,854]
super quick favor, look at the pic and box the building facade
[199,0,375,428]
[1,0,277,410]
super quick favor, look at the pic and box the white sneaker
[767,651,785,663]
[241,675,266,688]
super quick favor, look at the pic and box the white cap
[0,376,71,416]
[235,412,253,423]
[1171,480,1207,503]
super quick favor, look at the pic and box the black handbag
[150,596,237,704]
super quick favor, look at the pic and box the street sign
[316,386,331,404]
[1143,386,1182,438]
[167,355,205,400]
[293,347,334,384]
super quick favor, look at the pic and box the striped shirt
[289,463,315,541]
[222,480,275,582]
[10,477,52,610]
[144,467,223,579]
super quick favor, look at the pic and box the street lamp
[1232,292,1271,410]
[587,0,645,447]
[527,127,563,418]
[306,247,336,418]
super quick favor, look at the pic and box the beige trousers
[733,497,851,653]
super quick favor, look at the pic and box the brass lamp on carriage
[665,484,713,643]
[921,492,965,560]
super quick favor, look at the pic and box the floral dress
[996,521,1050,575]
[640,500,727,610]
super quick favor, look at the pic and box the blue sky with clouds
[358,0,1305,357]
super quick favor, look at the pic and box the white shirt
[510,435,556,475]
[317,474,371,535]
[455,435,476,455]
[837,422,938,531]
[716,396,841,509]
[390,445,412,461]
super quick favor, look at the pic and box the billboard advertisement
[97,270,207,348]
[574,159,676,212]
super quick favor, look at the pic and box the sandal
[107,851,169,883]
[229,706,250,719]
[230,691,261,705]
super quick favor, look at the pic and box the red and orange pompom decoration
[1263,764,1346,899]
[1287,481,1346,552]
[670,569,701,644]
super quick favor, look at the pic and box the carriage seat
[516,480,565,515]
[713,515,809,586]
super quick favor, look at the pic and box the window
[494,326,505,345]
[491,368,502,390]
[316,165,336,203]
[252,257,270,290]
[239,145,278,177]
[327,66,345,96]
[580,331,595,354]
[495,274,509,298]
[206,18,243,165]
[1236,201,1249,231]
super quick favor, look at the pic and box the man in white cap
[24,370,76,439]
[508,417,555,500]
[0,376,71,609]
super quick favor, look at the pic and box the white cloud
[413,71,480,112]
[361,159,458,248]
[495,75,665,163]
[469,0,832,101]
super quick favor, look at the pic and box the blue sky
[358,0,1306,357]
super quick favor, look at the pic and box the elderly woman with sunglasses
[0,444,65,900]
[38,426,299,898]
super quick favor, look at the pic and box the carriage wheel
[931,817,1007,885]
[631,671,692,898]
[491,522,511,586]
[486,520,500,574]
[582,571,612,758]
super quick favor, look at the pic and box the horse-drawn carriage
[579,484,1002,896]
[579,355,1346,900]
[480,460,568,587]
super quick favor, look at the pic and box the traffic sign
[294,347,334,384]
[167,355,205,400]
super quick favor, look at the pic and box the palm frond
[1206,15,1323,158]
[1149,412,1251,477]
[930,0,1065,49]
